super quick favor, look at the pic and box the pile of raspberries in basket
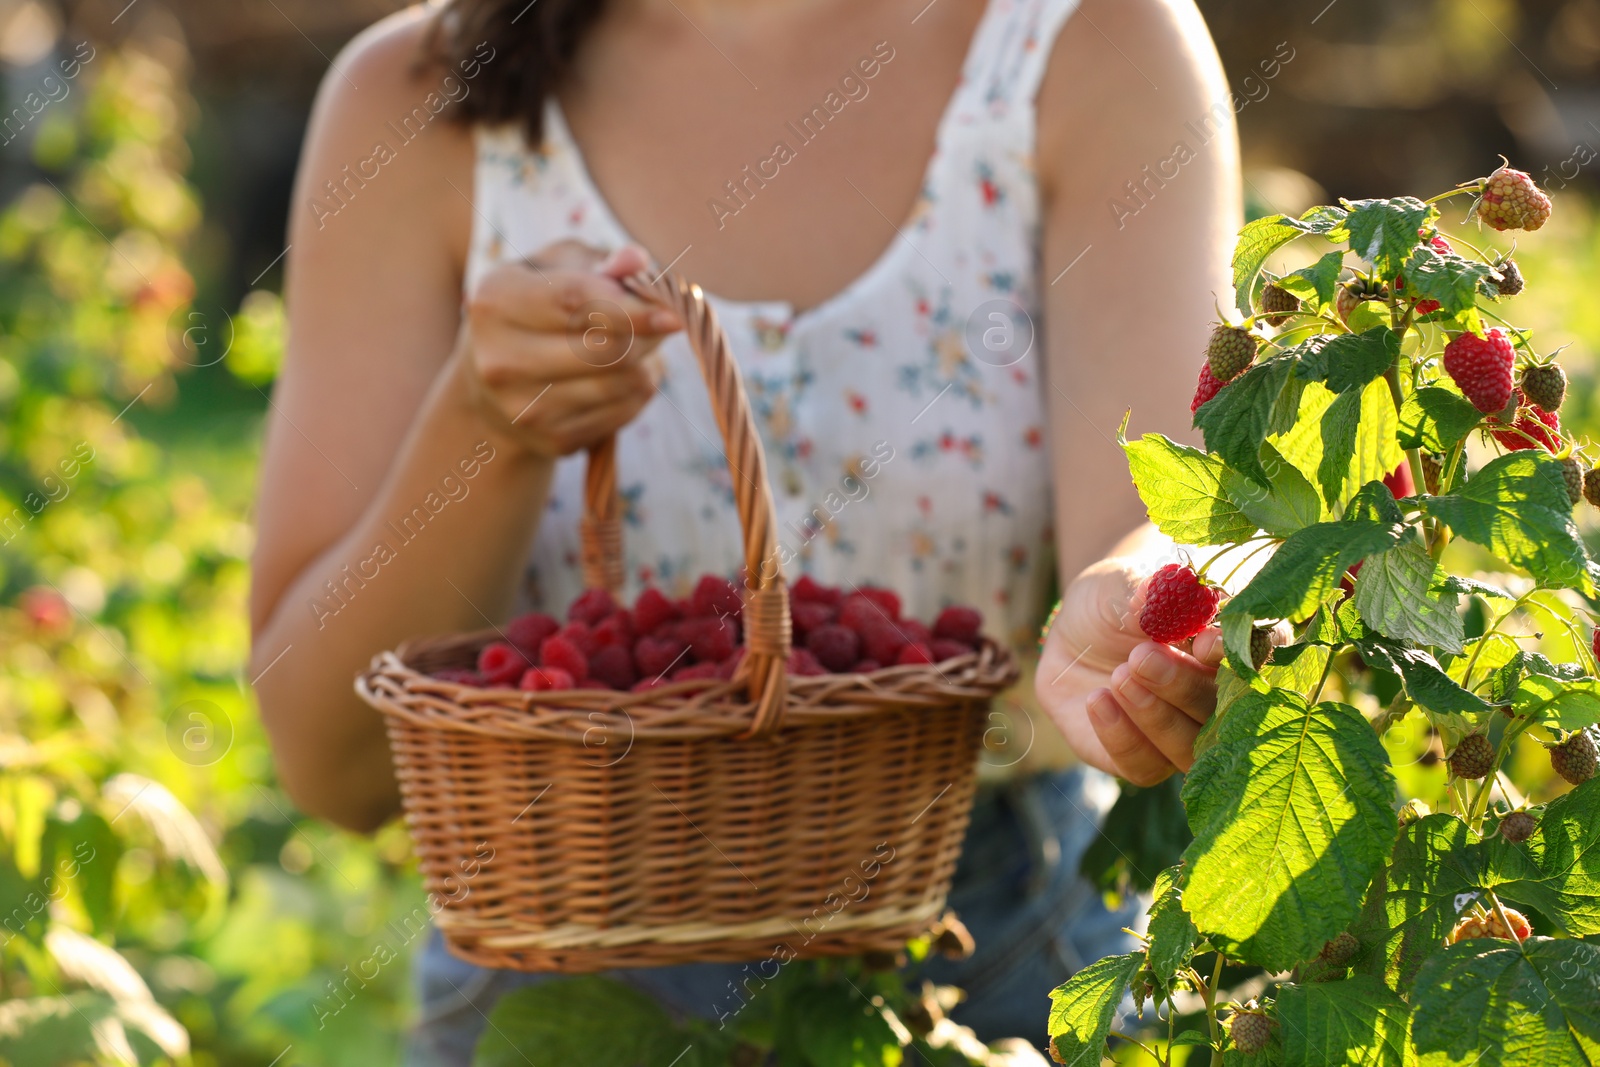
[431,574,986,692]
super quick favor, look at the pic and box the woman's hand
[1035,556,1224,785]
[456,241,680,458]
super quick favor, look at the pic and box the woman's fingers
[1126,641,1218,723]
[1110,664,1204,770]
[1086,688,1178,786]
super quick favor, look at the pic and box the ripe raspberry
[787,647,827,677]
[1448,905,1532,944]
[851,659,881,673]
[477,641,533,686]
[1229,1012,1274,1055]
[1499,810,1538,844]
[862,619,908,664]
[840,595,890,633]
[1593,627,1600,664]
[806,623,861,673]
[1551,729,1598,785]
[1520,362,1567,413]
[683,616,738,663]
[896,642,935,666]
[933,606,983,646]
[1489,403,1562,453]
[672,661,721,682]
[433,668,483,686]
[855,585,902,620]
[790,600,836,639]
[1250,628,1275,670]
[899,619,933,647]
[588,644,638,690]
[790,574,842,606]
[931,638,972,662]
[1443,329,1516,413]
[1560,457,1585,507]
[519,666,576,691]
[1190,362,1226,414]
[1477,166,1552,232]
[1206,324,1258,383]
[568,588,620,625]
[505,612,559,655]
[1259,283,1300,327]
[1382,462,1416,500]
[715,646,747,681]
[1420,452,1445,495]
[1448,733,1495,780]
[1587,469,1600,508]
[1492,257,1525,296]
[633,635,689,679]
[592,612,635,649]
[630,676,669,693]
[1138,564,1221,644]
[1317,932,1359,967]
[540,635,589,681]
[631,587,681,635]
[555,620,597,656]
[691,574,743,619]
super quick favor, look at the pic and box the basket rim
[356,628,1019,743]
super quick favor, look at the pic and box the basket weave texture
[356,271,1018,973]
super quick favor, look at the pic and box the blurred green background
[0,1,1597,1064]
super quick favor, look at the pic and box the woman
[249,0,1239,1059]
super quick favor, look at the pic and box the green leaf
[1079,777,1193,896]
[1397,387,1484,454]
[1221,612,1260,684]
[1145,867,1200,994]
[1296,328,1400,395]
[1181,691,1397,970]
[0,853,48,947]
[1410,938,1600,1067]
[1234,216,1311,312]
[474,977,696,1067]
[1277,381,1407,511]
[1123,432,1259,546]
[1196,355,1300,488]
[1423,452,1595,595]
[1400,245,1493,330]
[1513,671,1600,732]
[0,994,116,1067]
[790,984,903,1067]
[1343,197,1433,278]
[40,809,120,937]
[1223,521,1405,624]
[1494,778,1600,935]
[1355,638,1492,716]
[1047,953,1143,1067]
[1224,442,1326,536]
[1317,389,1366,508]
[1278,250,1347,309]
[1346,481,1408,524]
[1354,538,1465,653]
[1275,977,1412,1067]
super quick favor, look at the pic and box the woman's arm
[1033,0,1241,782]
[250,11,672,831]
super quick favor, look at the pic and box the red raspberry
[631,587,681,635]
[1190,362,1225,414]
[1382,463,1415,499]
[631,676,669,693]
[672,661,722,682]
[933,606,983,646]
[1477,166,1551,232]
[787,647,827,676]
[1489,401,1562,453]
[592,612,634,649]
[519,666,575,691]
[1138,564,1221,644]
[715,646,747,680]
[806,623,861,672]
[568,588,620,626]
[896,643,935,666]
[851,659,881,673]
[899,619,932,646]
[862,619,909,664]
[855,585,902,620]
[540,635,589,681]
[931,639,971,662]
[433,668,483,686]
[691,574,743,619]
[683,616,738,663]
[1593,627,1600,664]
[477,641,533,686]
[840,595,889,633]
[588,645,638,690]
[505,613,559,656]
[554,620,597,656]
[633,635,689,679]
[1443,329,1516,413]
[791,574,842,606]
[790,600,836,638]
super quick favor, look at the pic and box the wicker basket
[356,270,1018,973]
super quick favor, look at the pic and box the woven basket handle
[578,270,791,737]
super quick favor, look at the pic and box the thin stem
[1193,535,1277,582]
[1310,645,1339,703]
[1203,951,1225,1049]
[1423,186,1479,206]
[1469,718,1532,828]
[1217,539,1281,587]
[1109,1031,1159,1060]
[1461,589,1540,691]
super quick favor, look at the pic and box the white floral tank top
[466,0,1083,654]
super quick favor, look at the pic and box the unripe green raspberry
[1448,733,1495,780]
[1207,325,1258,383]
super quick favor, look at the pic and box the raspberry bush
[1051,169,1600,1064]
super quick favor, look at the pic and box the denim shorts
[403,766,1143,1065]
